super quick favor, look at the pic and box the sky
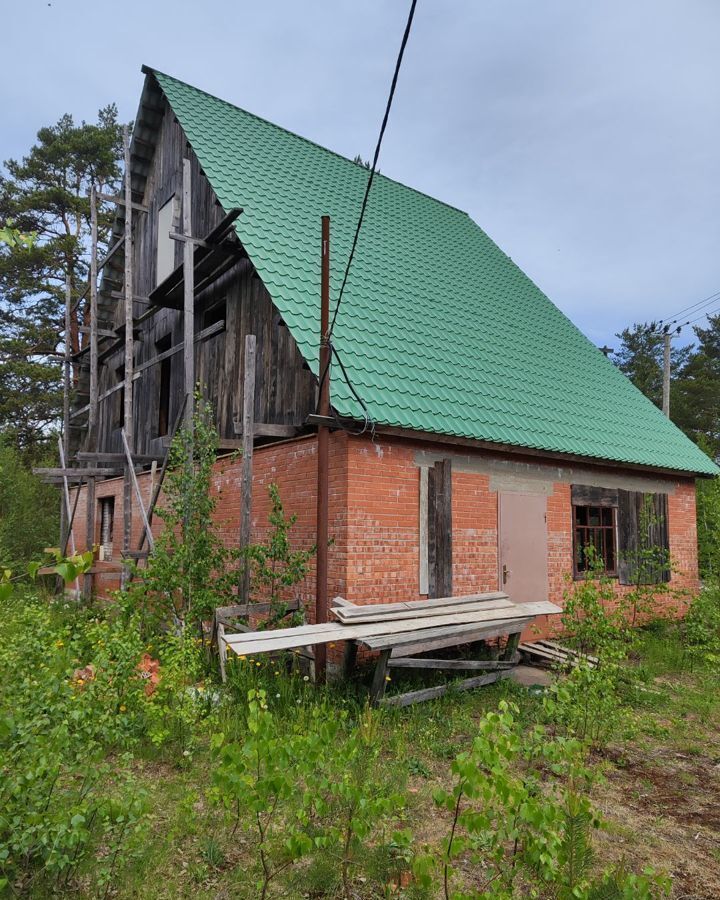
[2,0,719,350]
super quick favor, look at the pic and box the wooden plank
[387,657,515,671]
[239,334,256,602]
[58,438,80,595]
[215,598,302,624]
[331,592,509,618]
[75,452,164,464]
[383,620,530,656]
[419,465,429,594]
[519,643,568,664]
[121,125,134,589]
[428,458,452,598]
[501,631,521,661]
[224,603,559,655]
[122,429,154,552]
[380,671,510,708]
[331,597,514,625]
[571,484,619,508]
[538,640,599,665]
[34,467,122,478]
[233,423,299,438]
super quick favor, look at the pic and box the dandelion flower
[119,704,126,712]
[256,662,261,667]
[303,675,310,682]
[275,693,281,699]
[239,655,246,661]
[385,675,391,682]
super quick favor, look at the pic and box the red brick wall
[71,432,700,634]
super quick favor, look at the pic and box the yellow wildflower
[385,675,391,682]
[119,704,126,712]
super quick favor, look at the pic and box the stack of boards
[223,592,562,658]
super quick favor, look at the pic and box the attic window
[156,196,175,286]
[202,298,226,332]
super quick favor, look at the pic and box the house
[69,66,718,626]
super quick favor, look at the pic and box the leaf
[55,562,77,584]
[0,582,13,602]
[27,561,42,580]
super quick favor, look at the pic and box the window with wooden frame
[571,485,670,584]
[573,504,617,575]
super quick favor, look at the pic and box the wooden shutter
[571,484,619,507]
[617,490,670,585]
[428,458,452,598]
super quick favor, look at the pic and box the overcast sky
[2,0,719,349]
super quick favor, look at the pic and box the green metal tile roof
[150,68,717,476]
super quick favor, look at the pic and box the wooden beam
[233,423,300,438]
[97,191,148,212]
[75,451,164,464]
[122,125,134,587]
[380,671,510,708]
[182,158,194,430]
[34,467,123,478]
[387,657,515,671]
[239,334,256,602]
[79,326,116,339]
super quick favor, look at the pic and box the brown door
[498,492,549,603]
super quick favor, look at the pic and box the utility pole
[315,215,331,684]
[662,327,671,418]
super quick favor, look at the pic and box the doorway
[497,491,549,603]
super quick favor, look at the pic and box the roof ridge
[143,64,469,217]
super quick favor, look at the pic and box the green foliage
[245,481,314,622]
[0,105,125,449]
[682,579,720,665]
[0,592,148,892]
[211,688,340,899]
[0,441,59,569]
[419,701,668,899]
[126,398,239,635]
[311,705,408,898]
[696,472,720,578]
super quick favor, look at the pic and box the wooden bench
[219,593,561,703]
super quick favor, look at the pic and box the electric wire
[317,0,419,435]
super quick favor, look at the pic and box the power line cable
[656,288,720,328]
[328,0,418,338]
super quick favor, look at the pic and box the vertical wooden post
[662,330,671,418]
[121,125,134,587]
[239,333,256,602]
[182,158,194,432]
[315,215,331,684]
[61,272,72,553]
[84,185,99,599]
[58,437,80,597]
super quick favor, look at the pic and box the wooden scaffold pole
[60,270,72,555]
[121,125,135,587]
[83,184,99,598]
[182,157,195,433]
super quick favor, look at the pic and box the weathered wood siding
[95,98,316,455]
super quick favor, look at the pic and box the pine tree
[673,313,720,456]
[0,106,124,451]
[611,323,691,410]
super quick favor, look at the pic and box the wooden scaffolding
[39,127,252,597]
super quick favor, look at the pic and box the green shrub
[0,441,59,569]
